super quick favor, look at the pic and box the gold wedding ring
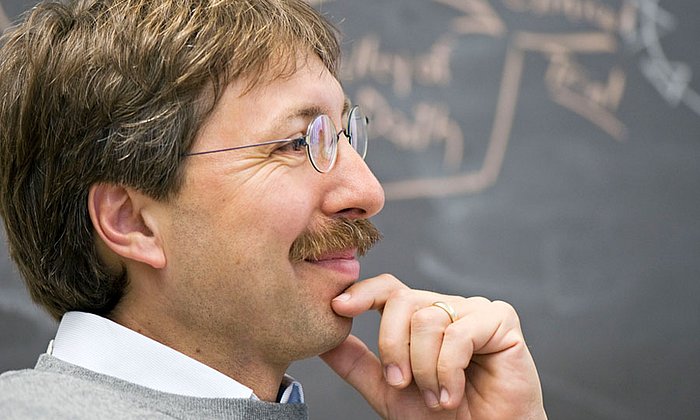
[431,301,457,323]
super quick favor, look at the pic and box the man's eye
[274,138,306,154]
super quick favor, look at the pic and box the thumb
[320,334,388,416]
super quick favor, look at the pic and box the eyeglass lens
[348,106,368,159]
[307,106,368,173]
[308,115,337,173]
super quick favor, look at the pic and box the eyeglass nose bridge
[338,128,351,142]
[338,127,366,157]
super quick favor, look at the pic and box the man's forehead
[197,53,347,142]
[234,49,336,94]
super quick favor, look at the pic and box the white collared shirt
[48,311,303,403]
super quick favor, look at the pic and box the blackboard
[2,1,699,419]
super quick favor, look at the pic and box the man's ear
[88,183,167,269]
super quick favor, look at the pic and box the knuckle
[436,361,454,379]
[467,295,492,305]
[442,323,460,340]
[377,336,406,358]
[389,287,412,302]
[504,329,526,346]
[378,273,405,288]
[492,300,520,320]
[411,308,441,332]
[442,324,470,349]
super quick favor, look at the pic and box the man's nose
[320,137,385,220]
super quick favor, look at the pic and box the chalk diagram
[342,0,700,200]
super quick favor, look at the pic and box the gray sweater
[0,354,308,419]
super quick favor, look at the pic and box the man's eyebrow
[263,105,324,140]
[342,98,351,117]
[278,105,325,126]
[268,102,347,138]
[289,105,326,120]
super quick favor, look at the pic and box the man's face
[157,54,385,365]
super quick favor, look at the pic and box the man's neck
[110,309,290,402]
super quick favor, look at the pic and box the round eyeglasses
[184,106,369,173]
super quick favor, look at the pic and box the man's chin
[296,315,353,360]
[325,316,353,350]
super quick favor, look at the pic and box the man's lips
[305,248,360,278]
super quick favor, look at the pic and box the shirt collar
[49,311,302,402]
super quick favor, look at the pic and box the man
[0,0,546,418]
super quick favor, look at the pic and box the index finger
[330,273,410,317]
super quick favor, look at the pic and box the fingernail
[384,364,403,386]
[423,390,439,408]
[440,387,450,405]
[333,293,351,302]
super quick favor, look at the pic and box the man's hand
[320,274,546,420]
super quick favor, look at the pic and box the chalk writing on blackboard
[631,0,700,116]
[340,0,697,200]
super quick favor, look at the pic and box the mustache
[289,218,383,262]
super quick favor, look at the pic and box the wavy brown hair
[0,0,340,320]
